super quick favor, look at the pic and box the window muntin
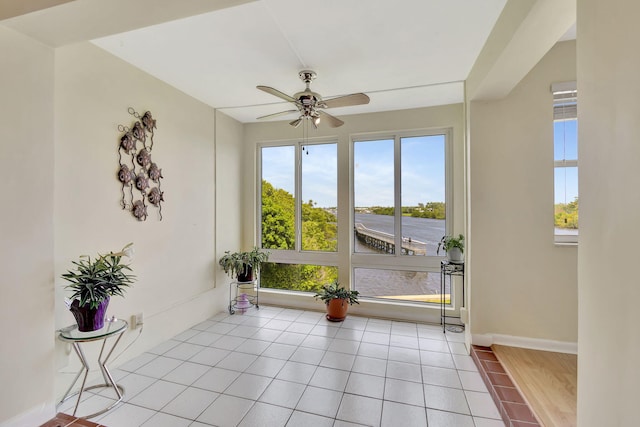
[553,82,578,243]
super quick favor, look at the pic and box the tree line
[555,197,578,229]
[370,202,446,219]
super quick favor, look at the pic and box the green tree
[371,206,394,216]
[555,197,579,229]
[261,263,338,293]
[410,202,446,219]
[302,199,337,251]
[261,180,295,249]
[260,181,338,292]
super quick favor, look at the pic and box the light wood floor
[492,345,577,427]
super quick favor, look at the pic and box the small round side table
[57,318,127,418]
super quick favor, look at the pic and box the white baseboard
[472,333,578,354]
[0,403,56,427]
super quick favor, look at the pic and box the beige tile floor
[60,306,505,427]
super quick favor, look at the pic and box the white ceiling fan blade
[257,110,299,120]
[318,110,344,128]
[322,93,370,109]
[257,85,297,103]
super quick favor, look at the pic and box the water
[354,213,445,255]
[353,213,447,299]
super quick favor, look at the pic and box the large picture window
[553,82,578,243]
[259,142,338,293]
[257,129,452,305]
[353,134,446,257]
[352,132,449,302]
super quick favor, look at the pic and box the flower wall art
[117,107,164,221]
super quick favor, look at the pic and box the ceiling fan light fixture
[257,70,369,128]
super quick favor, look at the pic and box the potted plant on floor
[314,280,359,322]
[437,234,464,263]
[219,246,270,282]
[62,243,135,332]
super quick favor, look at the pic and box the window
[352,132,449,302]
[261,263,338,293]
[353,134,446,257]
[257,130,452,304]
[552,82,578,243]
[259,141,338,293]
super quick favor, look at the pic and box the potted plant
[219,246,270,282]
[437,234,464,263]
[62,243,135,332]
[314,280,359,322]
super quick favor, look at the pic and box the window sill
[555,232,578,246]
[554,240,578,247]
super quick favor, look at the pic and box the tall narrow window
[261,146,295,250]
[353,132,448,303]
[553,82,578,243]
[353,139,395,254]
[259,141,338,293]
[401,135,446,256]
[301,144,338,252]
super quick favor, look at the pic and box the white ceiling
[90,0,508,124]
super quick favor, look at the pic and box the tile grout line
[58,307,505,426]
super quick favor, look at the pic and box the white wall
[52,41,236,384]
[0,34,245,424]
[468,40,578,347]
[214,109,246,285]
[0,25,55,425]
[243,104,465,322]
[577,1,640,425]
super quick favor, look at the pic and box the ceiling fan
[256,70,370,128]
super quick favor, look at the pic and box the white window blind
[552,81,577,120]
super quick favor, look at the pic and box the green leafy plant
[437,234,464,255]
[218,246,270,278]
[314,280,360,306]
[62,243,135,309]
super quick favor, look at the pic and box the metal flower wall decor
[117,107,164,221]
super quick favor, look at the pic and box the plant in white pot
[437,234,464,263]
[62,243,135,332]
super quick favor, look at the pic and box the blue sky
[262,128,576,208]
[262,135,446,208]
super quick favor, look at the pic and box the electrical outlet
[131,312,144,329]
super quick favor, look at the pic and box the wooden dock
[354,223,426,255]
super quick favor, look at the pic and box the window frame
[257,138,340,268]
[255,127,456,307]
[350,128,453,274]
